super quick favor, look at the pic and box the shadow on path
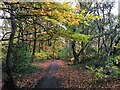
[33,61,61,89]
[34,76,61,89]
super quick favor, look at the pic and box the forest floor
[15,60,120,89]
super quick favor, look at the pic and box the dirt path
[34,61,61,89]
[15,60,120,89]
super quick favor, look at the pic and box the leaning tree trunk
[4,3,17,90]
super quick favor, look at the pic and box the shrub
[12,44,38,74]
[108,56,120,67]
[86,65,108,81]
[1,42,9,71]
[35,50,48,60]
[86,63,120,82]
[115,56,120,65]
[110,65,120,78]
[58,48,68,60]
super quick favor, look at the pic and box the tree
[2,3,17,89]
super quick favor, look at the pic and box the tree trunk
[71,41,79,64]
[4,3,17,90]
[17,29,20,44]
[38,41,41,53]
[113,37,120,56]
[32,24,37,56]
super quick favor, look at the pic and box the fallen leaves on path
[14,60,120,89]
[51,66,93,88]
[15,60,65,88]
[14,71,46,88]
[33,60,65,69]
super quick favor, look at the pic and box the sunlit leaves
[81,10,85,14]
[28,2,80,26]
[59,29,90,42]
[71,33,90,42]
[19,2,99,27]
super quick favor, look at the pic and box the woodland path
[15,60,120,89]
[33,60,62,89]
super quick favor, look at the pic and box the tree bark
[4,3,17,90]
[32,24,37,56]
[71,41,79,64]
